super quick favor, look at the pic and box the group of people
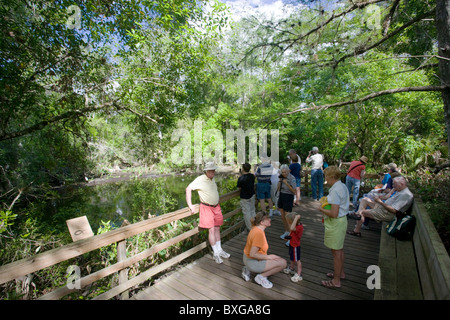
[185,154,414,290]
[239,162,349,289]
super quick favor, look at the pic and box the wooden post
[117,219,130,300]
[304,170,309,196]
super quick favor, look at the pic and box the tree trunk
[436,0,450,153]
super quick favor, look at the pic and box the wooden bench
[375,196,450,300]
[375,220,423,299]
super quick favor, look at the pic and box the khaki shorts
[370,203,395,222]
[240,196,256,230]
[243,253,267,273]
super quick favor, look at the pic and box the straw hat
[360,156,368,163]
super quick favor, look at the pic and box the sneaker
[280,231,290,239]
[219,250,230,259]
[283,266,296,275]
[273,210,281,216]
[213,254,223,264]
[291,273,303,282]
[285,240,290,247]
[269,209,273,217]
[241,266,251,281]
[255,274,273,289]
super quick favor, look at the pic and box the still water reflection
[47,173,238,233]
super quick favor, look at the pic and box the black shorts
[289,245,301,262]
[277,193,294,212]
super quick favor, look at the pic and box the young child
[283,212,303,282]
[237,163,256,231]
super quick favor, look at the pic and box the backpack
[386,214,416,241]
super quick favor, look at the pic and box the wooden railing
[0,169,380,300]
[0,189,242,300]
[411,197,450,299]
[301,170,380,196]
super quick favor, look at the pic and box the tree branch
[331,8,436,69]
[382,0,401,36]
[0,103,116,142]
[284,85,448,115]
[239,0,386,66]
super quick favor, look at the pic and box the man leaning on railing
[185,161,231,264]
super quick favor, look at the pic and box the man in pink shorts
[186,161,231,264]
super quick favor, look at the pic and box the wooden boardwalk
[133,198,381,300]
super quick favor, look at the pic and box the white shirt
[385,187,414,213]
[306,153,324,170]
[327,181,350,218]
[270,167,279,185]
[289,154,301,165]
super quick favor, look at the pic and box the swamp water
[45,173,239,234]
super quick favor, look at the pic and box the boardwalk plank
[176,267,232,300]
[133,198,380,300]
[196,255,297,300]
[133,284,172,300]
[185,261,252,300]
[163,272,212,300]
[148,280,190,300]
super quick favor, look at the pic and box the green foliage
[0,0,229,210]
[190,0,445,170]
[409,169,450,254]
[0,210,17,233]
[1,0,448,299]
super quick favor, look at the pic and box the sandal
[321,279,341,288]
[347,230,362,237]
[347,212,361,220]
[326,272,346,280]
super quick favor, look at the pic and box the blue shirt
[289,163,301,179]
[381,173,391,185]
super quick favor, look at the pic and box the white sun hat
[204,161,218,171]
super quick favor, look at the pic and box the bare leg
[261,257,286,277]
[267,198,273,211]
[295,187,300,205]
[260,199,266,213]
[356,197,375,215]
[296,259,302,275]
[279,208,290,232]
[208,226,221,246]
[354,209,377,233]
[331,249,344,287]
